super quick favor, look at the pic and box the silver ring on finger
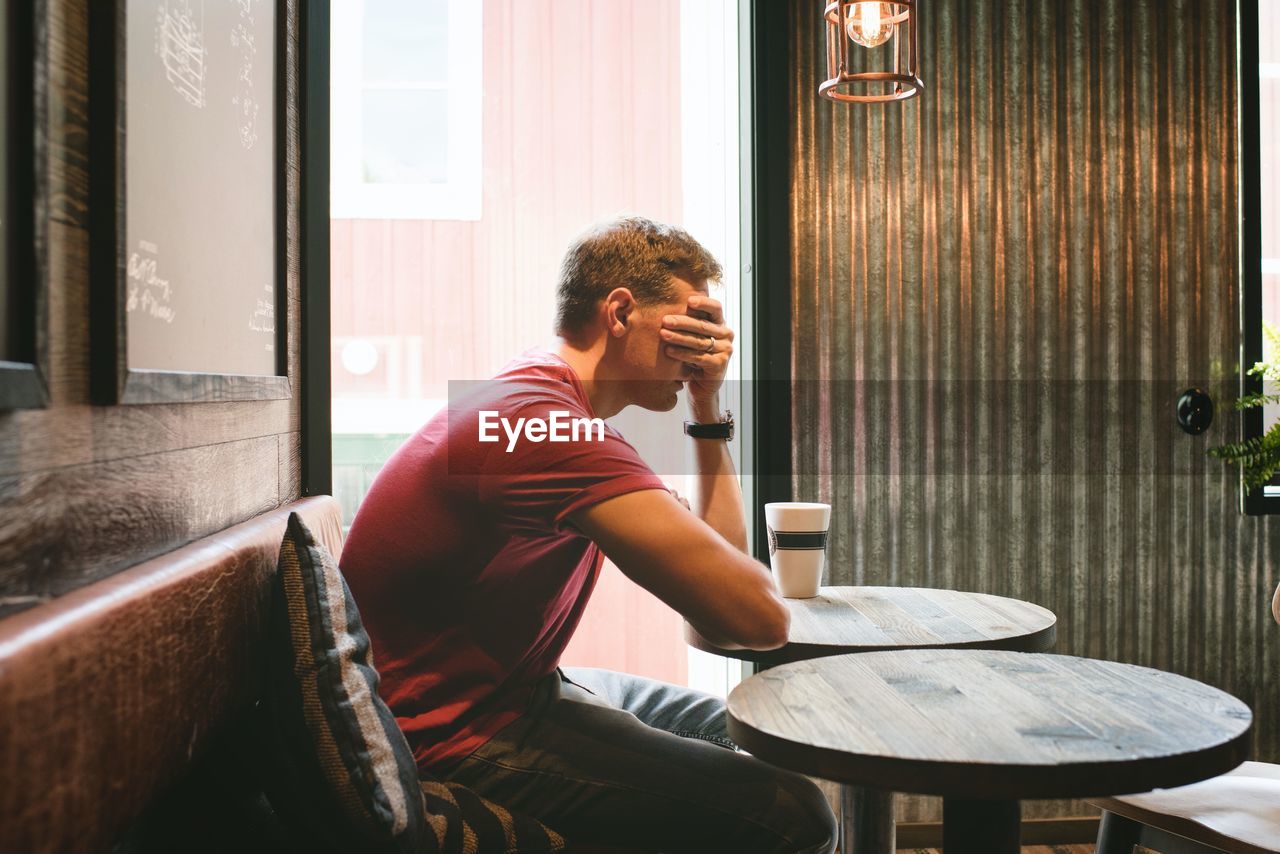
[704,336,716,353]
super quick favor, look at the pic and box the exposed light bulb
[846,2,895,49]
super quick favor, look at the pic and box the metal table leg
[839,785,895,854]
[941,797,1021,854]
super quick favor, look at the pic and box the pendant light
[820,2,923,103]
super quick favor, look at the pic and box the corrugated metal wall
[788,0,1279,821]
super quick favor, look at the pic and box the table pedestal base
[839,785,894,854]
[942,798,1021,854]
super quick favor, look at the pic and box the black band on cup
[768,527,828,555]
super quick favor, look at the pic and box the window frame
[743,0,795,548]
[0,0,47,410]
[302,0,332,496]
[1240,0,1276,513]
[329,0,482,221]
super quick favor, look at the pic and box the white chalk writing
[155,0,206,109]
[126,241,176,324]
[249,287,274,352]
[230,0,259,149]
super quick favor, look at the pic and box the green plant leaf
[1207,321,1280,489]
[1233,392,1280,410]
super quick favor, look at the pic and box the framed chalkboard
[0,0,46,410]
[89,0,289,404]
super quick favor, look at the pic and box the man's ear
[604,288,636,338]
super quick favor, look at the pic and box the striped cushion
[420,781,567,853]
[261,513,565,853]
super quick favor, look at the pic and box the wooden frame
[0,0,48,409]
[88,0,290,405]
[745,0,795,562]
[300,0,331,495]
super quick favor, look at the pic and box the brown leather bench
[0,496,345,853]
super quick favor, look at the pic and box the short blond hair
[554,216,722,336]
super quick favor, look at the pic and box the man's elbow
[741,598,790,651]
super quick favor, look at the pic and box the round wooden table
[685,585,1057,666]
[728,649,1253,854]
[686,585,1057,853]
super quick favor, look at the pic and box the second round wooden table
[728,650,1252,854]
[685,585,1058,853]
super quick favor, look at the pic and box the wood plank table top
[686,586,1057,666]
[727,649,1253,802]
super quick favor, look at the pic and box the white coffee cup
[764,502,831,599]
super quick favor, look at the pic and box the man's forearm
[688,397,749,552]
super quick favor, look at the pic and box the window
[330,0,748,696]
[1243,0,1280,511]
[330,0,482,220]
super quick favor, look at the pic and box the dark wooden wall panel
[0,436,283,591]
[279,431,302,506]
[0,0,303,617]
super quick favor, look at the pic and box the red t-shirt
[341,350,667,771]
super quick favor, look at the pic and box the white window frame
[680,0,750,698]
[330,0,482,220]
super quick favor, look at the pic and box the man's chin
[639,390,681,412]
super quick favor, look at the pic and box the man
[342,216,837,852]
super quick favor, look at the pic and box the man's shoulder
[453,351,589,417]
[493,349,577,384]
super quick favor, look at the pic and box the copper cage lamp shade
[820,1,923,103]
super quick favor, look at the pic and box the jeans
[438,667,838,853]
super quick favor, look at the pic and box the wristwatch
[683,409,734,441]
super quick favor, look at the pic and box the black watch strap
[683,410,734,441]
